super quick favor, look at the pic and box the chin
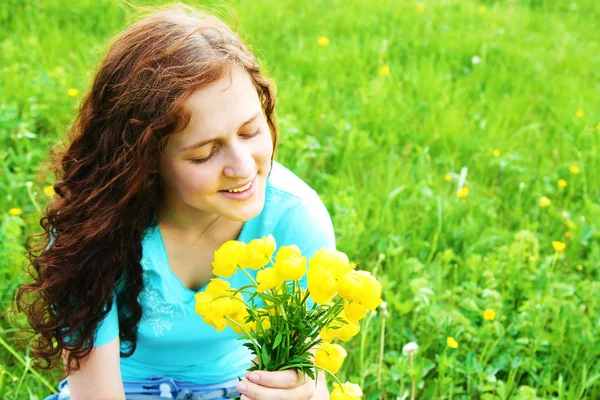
[231,199,265,222]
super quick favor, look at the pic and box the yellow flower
[457,186,469,198]
[552,241,566,252]
[309,248,352,278]
[194,292,213,317]
[194,288,237,332]
[67,88,79,97]
[328,313,360,341]
[483,309,496,321]
[354,271,383,310]
[577,264,583,271]
[226,304,250,334]
[479,5,486,13]
[379,65,390,75]
[8,208,23,216]
[307,263,337,304]
[539,196,551,207]
[336,272,363,302]
[43,185,56,196]
[203,306,229,331]
[575,109,584,118]
[335,322,361,341]
[558,179,567,188]
[315,343,347,374]
[493,149,500,157]
[205,278,231,296]
[337,270,382,310]
[447,336,458,349]
[564,231,572,239]
[273,245,306,281]
[317,37,330,46]
[444,173,451,181]
[256,267,284,292]
[319,327,336,343]
[209,295,236,316]
[416,3,425,13]
[569,165,580,174]
[245,235,276,270]
[212,240,246,277]
[344,301,367,322]
[331,382,363,400]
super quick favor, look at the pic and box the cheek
[257,131,274,162]
[171,163,219,196]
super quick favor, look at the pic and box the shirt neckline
[154,221,249,295]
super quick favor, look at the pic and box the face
[158,66,274,224]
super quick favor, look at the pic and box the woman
[16,5,334,399]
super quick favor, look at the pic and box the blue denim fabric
[43,376,241,400]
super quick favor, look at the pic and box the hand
[237,369,315,400]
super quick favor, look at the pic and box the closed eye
[242,127,261,139]
[191,145,219,164]
[190,128,261,165]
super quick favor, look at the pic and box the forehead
[180,66,262,134]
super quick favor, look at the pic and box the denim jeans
[43,376,241,400]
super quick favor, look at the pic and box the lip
[219,175,258,201]
[222,175,257,192]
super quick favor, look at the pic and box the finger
[245,369,307,389]
[237,379,314,400]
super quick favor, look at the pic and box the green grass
[1,0,599,398]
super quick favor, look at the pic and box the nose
[222,142,255,178]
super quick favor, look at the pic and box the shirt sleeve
[93,292,120,347]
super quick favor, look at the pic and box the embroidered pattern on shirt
[139,256,185,336]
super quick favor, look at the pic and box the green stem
[377,316,386,392]
[26,184,42,214]
[359,311,374,387]
[314,297,345,332]
[296,336,323,356]
[300,291,310,306]
[0,336,55,392]
[14,354,30,398]
[223,316,263,370]
[278,302,288,321]
[281,363,344,388]
[239,266,259,287]
[214,293,251,309]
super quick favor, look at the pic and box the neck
[155,205,244,247]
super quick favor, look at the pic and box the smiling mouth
[223,176,256,193]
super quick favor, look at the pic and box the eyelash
[190,128,262,165]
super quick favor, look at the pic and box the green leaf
[273,332,282,350]
[261,346,271,369]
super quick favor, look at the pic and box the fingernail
[237,382,247,393]
[248,372,260,383]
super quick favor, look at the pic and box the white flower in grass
[402,342,420,356]
[472,56,481,65]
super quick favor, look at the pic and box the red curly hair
[15,3,277,375]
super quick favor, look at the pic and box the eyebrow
[180,112,261,152]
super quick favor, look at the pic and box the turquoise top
[91,161,335,384]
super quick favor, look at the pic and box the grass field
[1,0,599,398]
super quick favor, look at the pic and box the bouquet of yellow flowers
[194,235,382,399]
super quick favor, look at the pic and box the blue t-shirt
[91,161,335,384]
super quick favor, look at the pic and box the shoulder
[244,161,336,255]
[265,161,323,209]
